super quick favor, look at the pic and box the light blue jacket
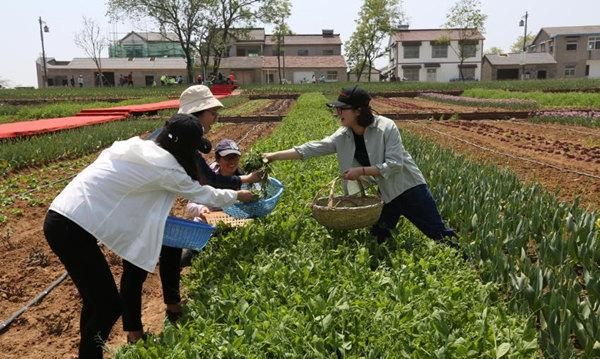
[295,115,426,203]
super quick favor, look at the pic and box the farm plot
[370,96,514,115]
[0,121,279,359]
[219,98,295,121]
[398,120,600,209]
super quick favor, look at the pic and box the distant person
[216,72,224,84]
[311,74,316,83]
[196,74,203,84]
[127,72,133,86]
[70,76,75,87]
[77,75,84,87]
[228,72,235,84]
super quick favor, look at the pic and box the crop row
[463,89,600,109]
[405,130,599,357]
[419,92,539,110]
[117,93,539,358]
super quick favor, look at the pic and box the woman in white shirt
[44,114,254,359]
[263,86,457,247]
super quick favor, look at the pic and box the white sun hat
[177,85,224,115]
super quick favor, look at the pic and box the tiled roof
[123,31,180,42]
[392,29,484,42]
[542,25,600,37]
[219,56,347,69]
[46,57,187,70]
[231,28,265,42]
[484,52,556,66]
[219,56,264,69]
[264,34,342,45]
[262,56,346,68]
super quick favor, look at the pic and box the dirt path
[0,122,278,359]
[371,96,506,114]
[398,119,600,210]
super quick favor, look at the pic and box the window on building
[566,41,578,51]
[586,65,590,76]
[588,36,600,50]
[403,45,419,59]
[426,68,437,82]
[322,49,334,55]
[460,67,476,80]
[403,67,419,81]
[540,43,546,52]
[298,49,309,56]
[273,49,285,56]
[549,44,554,53]
[326,70,338,81]
[462,44,477,58]
[431,45,448,58]
[565,65,576,76]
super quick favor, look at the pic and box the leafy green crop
[116,93,539,358]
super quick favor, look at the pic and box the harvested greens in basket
[241,150,271,198]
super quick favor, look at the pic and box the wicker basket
[311,177,383,230]
[162,216,215,250]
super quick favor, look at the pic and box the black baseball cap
[164,113,210,152]
[327,85,371,108]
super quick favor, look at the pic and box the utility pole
[39,16,50,87]
[519,11,529,80]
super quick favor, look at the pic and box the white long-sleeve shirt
[49,137,238,272]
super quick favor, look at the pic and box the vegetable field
[1,81,600,358]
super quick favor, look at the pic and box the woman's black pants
[120,246,182,331]
[44,210,122,359]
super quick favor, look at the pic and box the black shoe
[180,249,198,267]
[127,332,149,345]
[166,309,183,323]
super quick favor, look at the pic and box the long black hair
[155,114,211,183]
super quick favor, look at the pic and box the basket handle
[312,176,369,209]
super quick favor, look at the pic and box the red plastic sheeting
[210,84,238,95]
[0,115,127,139]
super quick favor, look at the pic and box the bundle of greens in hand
[241,150,271,199]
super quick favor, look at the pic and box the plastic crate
[223,177,284,219]
[162,216,215,250]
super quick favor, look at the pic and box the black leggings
[44,210,122,359]
[120,246,182,331]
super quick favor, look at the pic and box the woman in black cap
[43,114,255,359]
[263,86,457,248]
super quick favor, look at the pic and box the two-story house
[384,27,484,82]
[218,28,347,84]
[529,25,600,78]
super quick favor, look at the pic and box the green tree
[107,0,208,84]
[345,0,405,82]
[485,46,504,55]
[442,0,487,80]
[510,33,535,53]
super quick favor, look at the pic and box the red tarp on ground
[0,94,230,139]
[0,115,127,139]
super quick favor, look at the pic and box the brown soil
[398,119,600,210]
[0,122,278,359]
[371,96,508,114]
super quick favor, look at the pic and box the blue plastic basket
[223,177,284,219]
[162,216,216,250]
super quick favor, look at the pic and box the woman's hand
[236,190,258,202]
[196,206,210,222]
[262,152,275,163]
[343,167,365,181]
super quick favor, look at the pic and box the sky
[1,0,599,87]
